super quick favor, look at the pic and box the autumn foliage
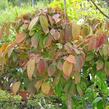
[0,8,109,108]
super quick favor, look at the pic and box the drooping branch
[90,0,109,19]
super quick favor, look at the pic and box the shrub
[0,7,109,109]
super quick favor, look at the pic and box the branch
[90,0,109,19]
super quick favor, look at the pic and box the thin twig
[90,0,109,19]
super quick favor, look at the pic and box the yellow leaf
[41,82,51,95]
[40,15,49,34]
[27,58,35,80]
[11,81,21,95]
[63,61,73,78]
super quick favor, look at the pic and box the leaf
[74,72,81,84]
[16,32,26,44]
[40,14,49,34]
[27,58,35,80]
[74,55,84,72]
[19,91,30,101]
[57,61,63,71]
[88,36,96,51]
[28,16,39,30]
[64,23,72,42]
[65,55,76,64]
[31,36,38,48]
[96,33,106,49]
[0,30,3,39]
[92,97,102,104]
[50,29,60,40]
[41,82,51,95]
[48,15,54,26]
[96,60,104,71]
[37,59,47,74]
[48,63,56,76]
[104,62,109,77]
[72,22,81,40]
[34,80,42,91]
[52,14,61,23]
[11,81,21,95]
[63,61,73,78]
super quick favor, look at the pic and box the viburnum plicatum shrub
[0,8,109,108]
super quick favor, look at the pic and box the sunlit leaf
[27,58,36,80]
[41,82,51,95]
[40,14,49,34]
[28,16,39,30]
[63,61,73,78]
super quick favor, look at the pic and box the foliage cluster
[0,1,109,109]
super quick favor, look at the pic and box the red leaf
[88,36,96,51]
[96,34,106,49]
[37,59,47,74]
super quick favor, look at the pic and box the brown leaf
[50,29,60,40]
[63,61,73,78]
[52,14,61,23]
[37,59,47,74]
[16,32,26,44]
[48,15,54,26]
[96,60,104,71]
[11,81,21,95]
[27,58,36,80]
[31,36,38,48]
[41,82,51,95]
[28,16,39,30]
[65,55,76,64]
[74,55,84,72]
[48,63,56,76]
[64,23,72,42]
[40,14,49,34]
[34,80,42,91]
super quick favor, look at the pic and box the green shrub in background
[50,0,109,21]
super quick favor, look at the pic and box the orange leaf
[27,58,35,80]
[11,81,21,95]
[63,61,73,78]
[16,32,26,44]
